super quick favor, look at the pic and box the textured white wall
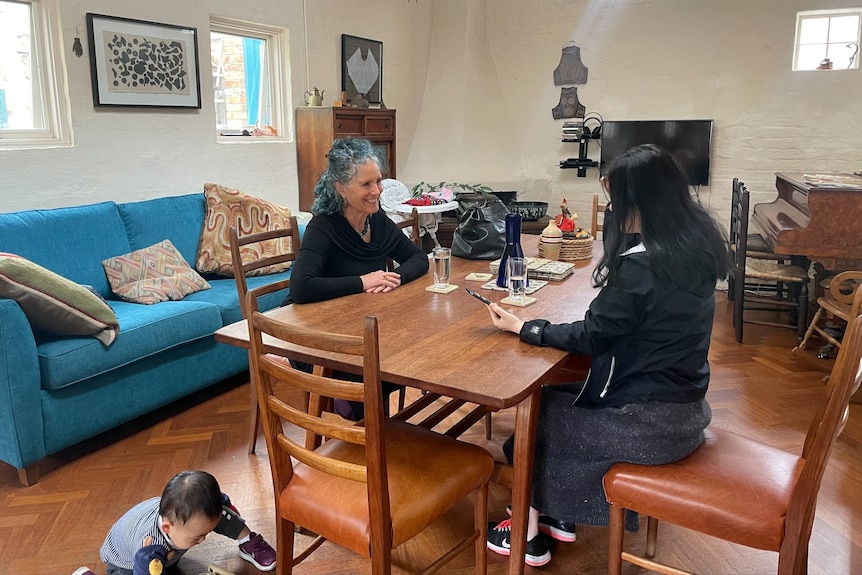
[2,0,860,233]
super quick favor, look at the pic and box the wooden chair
[591,194,606,239]
[794,271,862,355]
[246,297,494,575]
[731,184,810,342]
[603,313,862,575]
[229,220,301,454]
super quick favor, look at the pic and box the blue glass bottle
[497,212,525,288]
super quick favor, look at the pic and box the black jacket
[519,245,715,407]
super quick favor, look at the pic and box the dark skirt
[504,384,711,530]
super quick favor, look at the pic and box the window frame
[792,8,862,71]
[0,0,72,149]
[209,15,291,143]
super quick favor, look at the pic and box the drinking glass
[507,257,527,302]
[432,247,451,288]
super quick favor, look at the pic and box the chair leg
[484,412,492,440]
[797,282,809,341]
[608,503,625,575]
[645,516,658,558]
[793,307,822,353]
[248,378,260,455]
[279,515,296,575]
[733,269,745,343]
[397,386,406,412]
[474,482,489,575]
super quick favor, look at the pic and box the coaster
[426,284,459,294]
[465,272,493,282]
[500,296,537,307]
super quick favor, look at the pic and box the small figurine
[554,198,578,233]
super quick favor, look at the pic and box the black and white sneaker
[486,519,552,567]
[506,504,577,542]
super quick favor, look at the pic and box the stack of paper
[489,257,576,281]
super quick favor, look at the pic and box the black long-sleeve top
[286,210,429,304]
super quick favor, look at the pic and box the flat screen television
[600,120,714,186]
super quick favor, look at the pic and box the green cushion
[0,253,119,346]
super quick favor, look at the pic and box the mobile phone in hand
[465,287,492,305]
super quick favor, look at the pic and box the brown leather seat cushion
[279,419,494,557]
[603,427,804,551]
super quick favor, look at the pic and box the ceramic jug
[304,87,325,106]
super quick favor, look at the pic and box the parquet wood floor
[2,293,861,575]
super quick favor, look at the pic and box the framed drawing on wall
[86,13,201,108]
[341,34,383,104]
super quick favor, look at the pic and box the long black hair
[593,144,730,288]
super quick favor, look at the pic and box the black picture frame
[341,34,383,104]
[86,13,201,108]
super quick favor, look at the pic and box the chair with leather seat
[731,184,810,342]
[603,314,862,575]
[229,220,301,454]
[246,296,494,575]
[794,270,862,355]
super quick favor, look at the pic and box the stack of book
[489,257,576,281]
[561,121,582,142]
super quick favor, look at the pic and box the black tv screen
[600,120,713,186]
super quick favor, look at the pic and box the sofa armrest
[0,298,46,470]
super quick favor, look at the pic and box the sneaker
[238,531,277,571]
[71,569,95,575]
[506,504,577,542]
[486,518,552,567]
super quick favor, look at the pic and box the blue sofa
[0,194,299,486]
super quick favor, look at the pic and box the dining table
[214,236,602,575]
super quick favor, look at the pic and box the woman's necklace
[358,216,370,236]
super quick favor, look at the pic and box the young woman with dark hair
[483,144,731,567]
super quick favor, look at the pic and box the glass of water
[432,247,451,288]
[507,257,527,302]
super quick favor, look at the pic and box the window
[0,0,71,148]
[793,9,861,71]
[210,16,289,139]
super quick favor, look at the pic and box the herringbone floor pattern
[1,293,861,575]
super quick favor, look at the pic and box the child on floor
[73,470,275,574]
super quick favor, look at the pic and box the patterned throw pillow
[103,240,211,305]
[196,183,294,277]
[0,252,119,346]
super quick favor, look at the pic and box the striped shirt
[100,497,186,569]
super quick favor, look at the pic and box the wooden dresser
[295,107,396,211]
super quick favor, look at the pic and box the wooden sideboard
[295,107,396,211]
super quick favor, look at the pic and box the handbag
[451,196,508,260]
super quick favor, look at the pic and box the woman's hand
[488,302,525,334]
[361,270,402,293]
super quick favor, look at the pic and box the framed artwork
[341,34,383,104]
[86,13,201,108]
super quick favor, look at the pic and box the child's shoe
[238,531,277,571]
[486,518,552,567]
[71,568,96,575]
[506,504,578,542]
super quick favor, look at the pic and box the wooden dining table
[215,237,601,575]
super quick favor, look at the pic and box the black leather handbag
[450,196,508,260]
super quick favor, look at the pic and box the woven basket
[538,235,594,262]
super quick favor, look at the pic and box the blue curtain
[243,38,262,126]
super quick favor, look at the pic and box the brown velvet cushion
[196,183,294,277]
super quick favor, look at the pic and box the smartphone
[465,287,492,305]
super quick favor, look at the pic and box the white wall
[2,0,860,232]
[400,0,862,226]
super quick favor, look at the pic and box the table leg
[508,388,542,575]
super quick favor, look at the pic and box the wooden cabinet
[295,107,396,211]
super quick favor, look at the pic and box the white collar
[621,242,646,256]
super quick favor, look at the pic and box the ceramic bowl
[509,201,548,221]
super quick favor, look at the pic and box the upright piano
[752,172,862,270]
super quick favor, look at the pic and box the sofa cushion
[0,201,130,297]
[0,253,119,346]
[183,274,291,325]
[103,240,211,304]
[37,299,223,390]
[118,194,207,268]
[196,183,294,277]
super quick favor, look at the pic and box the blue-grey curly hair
[310,137,386,215]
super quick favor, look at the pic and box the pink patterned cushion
[196,183,294,277]
[103,240,210,305]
